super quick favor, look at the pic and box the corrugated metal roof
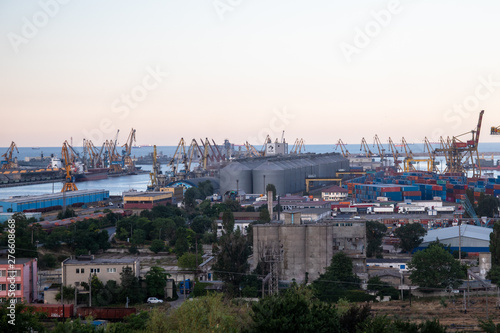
[422,225,492,243]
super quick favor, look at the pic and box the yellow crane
[290,138,306,154]
[360,137,373,158]
[1,141,19,170]
[169,138,189,180]
[244,141,261,157]
[388,137,402,172]
[61,141,78,192]
[373,134,386,162]
[423,137,439,173]
[335,139,350,158]
[121,128,136,172]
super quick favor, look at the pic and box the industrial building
[220,153,348,196]
[252,220,366,283]
[416,225,493,254]
[0,189,109,213]
[62,257,140,287]
[123,191,172,210]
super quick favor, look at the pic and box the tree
[120,266,145,304]
[313,252,361,302]
[250,285,341,333]
[394,223,426,253]
[131,229,146,246]
[145,266,169,298]
[174,227,189,257]
[366,221,387,258]
[150,239,165,254]
[367,276,399,300]
[0,303,47,333]
[190,215,213,235]
[221,210,235,235]
[258,208,271,223]
[409,243,465,289]
[266,183,277,201]
[212,229,251,295]
[178,252,203,270]
[476,193,500,218]
[0,213,38,258]
[184,187,201,210]
[490,222,500,266]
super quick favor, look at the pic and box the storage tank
[219,161,253,195]
[252,161,286,195]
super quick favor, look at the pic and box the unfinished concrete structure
[252,220,366,283]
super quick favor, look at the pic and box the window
[90,268,100,273]
[16,284,21,291]
[106,268,116,273]
[76,269,80,274]
[0,284,6,291]
[0,270,6,277]
[8,270,21,277]
[81,268,84,274]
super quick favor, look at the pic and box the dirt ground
[371,295,500,332]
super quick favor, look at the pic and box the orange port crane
[492,125,500,135]
[290,138,305,154]
[61,141,78,192]
[1,141,19,170]
[424,136,439,173]
[435,110,484,178]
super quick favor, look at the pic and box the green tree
[184,187,201,210]
[145,266,169,298]
[55,285,76,303]
[120,266,145,304]
[367,276,399,300]
[178,252,203,270]
[490,222,500,266]
[476,193,500,218]
[313,251,361,302]
[150,239,165,254]
[409,243,465,289]
[212,229,251,295]
[174,227,189,257]
[190,215,213,235]
[221,210,235,235]
[0,303,47,333]
[0,213,38,258]
[366,221,387,258]
[258,208,271,223]
[266,183,277,201]
[394,223,426,253]
[250,285,341,333]
[131,229,146,246]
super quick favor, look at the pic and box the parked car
[147,297,163,304]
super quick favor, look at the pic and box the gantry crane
[360,138,373,158]
[1,142,19,170]
[373,135,386,162]
[335,139,350,158]
[435,110,484,178]
[121,128,136,172]
[388,137,402,171]
[61,141,78,192]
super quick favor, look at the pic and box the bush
[129,245,139,254]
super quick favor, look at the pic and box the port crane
[290,138,305,154]
[400,137,418,172]
[423,137,439,173]
[360,138,373,158]
[169,138,189,180]
[435,110,484,178]
[491,125,500,135]
[148,145,162,191]
[1,141,19,170]
[335,139,350,158]
[387,137,402,172]
[244,141,261,157]
[121,128,136,172]
[61,141,78,192]
[373,135,386,162]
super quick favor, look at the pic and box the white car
[147,297,163,304]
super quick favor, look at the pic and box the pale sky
[1,0,500,147]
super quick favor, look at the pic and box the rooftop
[321,185,348,193]
[65,258,138,265]
[0,189,108,203]
[0,258,36,265]
[422,225,492,243]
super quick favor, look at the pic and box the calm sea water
[0,143,498,198]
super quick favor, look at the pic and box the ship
[74,168,109,182]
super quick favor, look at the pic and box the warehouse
[0,189,109,213]
[123,191,172,210]
[220,153,348,196]
[415,225,492,254]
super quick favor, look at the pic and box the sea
[0,142,499,198]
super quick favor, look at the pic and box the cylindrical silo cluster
[219,153,348,196]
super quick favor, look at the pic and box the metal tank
[219,161,253,195]
[252,161,286,195]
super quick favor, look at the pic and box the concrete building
[321,185,348,201]
[62,257,140,287]
[0,189,109,213]
[123,192,172,210]
[216,212,260,237]
[252,221,366,283]
[0,258,38,303]
[284,208,331,223]
[416,225,492,254]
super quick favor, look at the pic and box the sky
[1,0,500,147]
